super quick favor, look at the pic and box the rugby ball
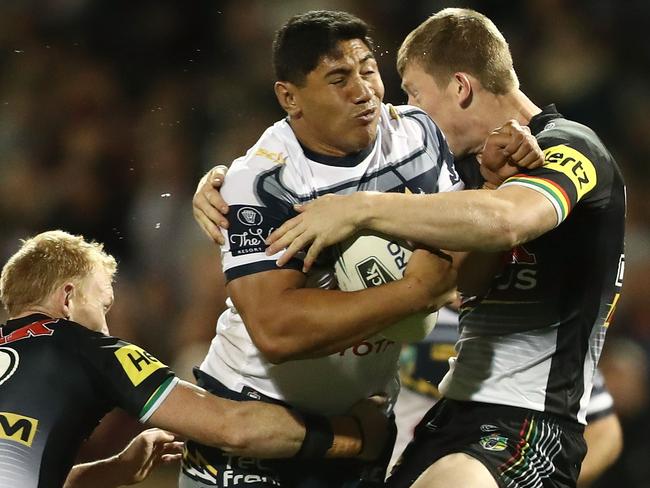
[333,231,438,343]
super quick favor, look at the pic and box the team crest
[480,433,508,452]
[237,207,264,226]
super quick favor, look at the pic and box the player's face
[293,39,384,156]
[69,266,114,335]
[401,62,468,157]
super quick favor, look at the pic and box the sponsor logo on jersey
[338,337,395,357]
[543,144,597,199]
[480,424,499,433]
[356,257,396,287]
[0,412,38,447]
[228,205,276,257]
[0,319,55,345]
[479,433,508,452]
[115,344,166,386]
[0,348,19,386]
[255,148,287,165]
[509,245,537,265]
[236,207,264,226]
[495,245,538,291]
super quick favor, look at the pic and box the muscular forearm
[150,382,369,459]
[240,276,449,362]
[357,190,542,252]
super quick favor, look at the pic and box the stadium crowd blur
[1,1,648,486]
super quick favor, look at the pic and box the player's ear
[61,283,75,320]
[274,81,302,118]
[453,72,473,109]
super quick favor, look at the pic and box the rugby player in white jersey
[183,10,540,488]
[262,9,626,488]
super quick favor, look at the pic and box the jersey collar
[528,104,562,135]
[2,313,55,332]
[299,139,376,168]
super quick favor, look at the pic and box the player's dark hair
[273,10,374,86]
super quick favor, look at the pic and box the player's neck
[492,90,542,127]
[11,304,60,321]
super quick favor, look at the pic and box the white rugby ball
[334,231,438,343]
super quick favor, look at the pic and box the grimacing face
[68,266,114,335]
[401,62,467,157]
[292,38,385,156]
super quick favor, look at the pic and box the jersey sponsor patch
[543,144,597,199]
[0,411,38,447]
[227,205,278,257]
[0,347,19,385]
[115,344,167,386]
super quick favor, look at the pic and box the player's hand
[192,165,229,244]
[116,428,183,484]
[266,193,365,272]
[480,120,544,187]
[347,395,390,461]
[403,249,458,311]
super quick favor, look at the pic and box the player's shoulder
[224,119,292,178]
[535,113,613,168]
[380,103,445,147]
[222,119,303,198]
[381,103,438,128]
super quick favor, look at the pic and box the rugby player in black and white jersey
[186,10,541,488]
[264,9,626,488]
[0,231,389,488]
[391,306,622,487]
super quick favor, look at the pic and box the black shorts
[387,398,586,488]
[179,368,396,488]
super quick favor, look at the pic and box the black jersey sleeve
[500,123,617,226]
[501,141,600,225]
[73,326,178,422]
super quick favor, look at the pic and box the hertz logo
[115,345,166,386]
[543,145,597,199]
[0,412,38,447]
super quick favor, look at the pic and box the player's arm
[266,121,549,269]
[266,185,556,270]
[85,332,389,463]
[228,249,457,364]
[148,380,389,461]
[64,429,182,488]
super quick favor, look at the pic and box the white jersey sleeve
[219,128,303,282]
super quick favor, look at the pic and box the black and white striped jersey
[440,105,626,424]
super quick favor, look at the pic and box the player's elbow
[246,318,297,365]
[218,427,252,454]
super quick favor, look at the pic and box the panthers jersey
[201,103,462,415]
[0,314,177,488]
[440,105,626,424]
[399,308,615,423]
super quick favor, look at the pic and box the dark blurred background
[1,1,648,486]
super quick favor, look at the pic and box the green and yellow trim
[139,376,179,422]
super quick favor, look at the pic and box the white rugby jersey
[200,103,462,415]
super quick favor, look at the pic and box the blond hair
[397,8,518,94]
[0,230,117,315]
